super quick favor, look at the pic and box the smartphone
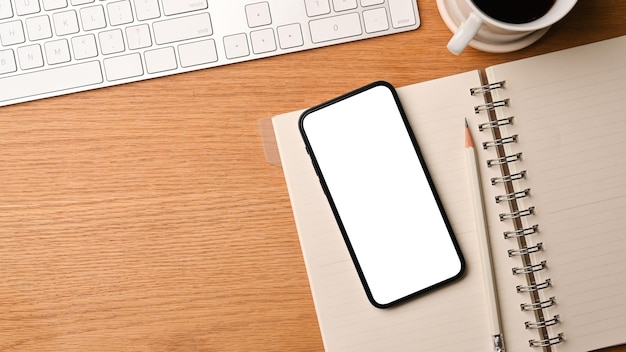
[299,81,464,308]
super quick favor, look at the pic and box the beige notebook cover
[270,35,626,351]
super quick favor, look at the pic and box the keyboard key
[309,12,362,43]
[223,33,249,59]
[0,0,14,19]
[99,29,125,55]
[42,0,67,11]
[388,0,417,28]
[363,7,388,33]
[178,39,218,67]
[277,23,303,49]
[44,39,71,64]
[14,0,40,16]
[71,0,94,5]
[161,0,207,16]
[246,2,271,28]
[134,0,160,21]
[53,10,79,36]
[17,44,44,70]
[71,34,98,59]
[153,13,212,45]
[250,28,276,54]
[103,53,143,81]
[107,1,133,26]
[0,49,17,74]
[0,20,26,45]
[304,0,330,17]
[360,0,384,6]
[0,60,103,102]
[26,15,53,41]
[145,46,177,74]
[126,24,152,50]
[332,0,357,12]
[80,5,106,31]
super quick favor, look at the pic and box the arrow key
[223,33,249,59]
[250,28,276,54]
[246,2,271,28]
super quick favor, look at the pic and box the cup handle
[447,12,483,55]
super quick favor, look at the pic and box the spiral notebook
[267,35,626,351]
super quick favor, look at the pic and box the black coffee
[472,0,556,24]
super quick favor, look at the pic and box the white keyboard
[0,0,419,107]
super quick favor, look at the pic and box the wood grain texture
[1,1,625,351]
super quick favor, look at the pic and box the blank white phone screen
[301,83,463,307]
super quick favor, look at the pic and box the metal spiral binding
[503,224,539,239]
[499,206,534,221]
[521,297,556,311]
[482,135,518,149]
[517,279,551,293]
[496,188,530,203]
[479,116,514,131]
[470,81,506,95]
[491,170,526,185]
[474,99,510,113]
[471,79,563,348]
[508,243,543,257]
[487,152,522,167]
[529,333,565,347]
[525,315,560,329]
[513,260,547,275]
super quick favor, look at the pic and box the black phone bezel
[298,81,465,308]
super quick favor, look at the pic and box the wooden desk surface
[1,1,625,351]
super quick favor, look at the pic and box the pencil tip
[464,118,473,148]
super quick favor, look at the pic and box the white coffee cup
[438,0,577,55]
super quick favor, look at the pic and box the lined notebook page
[272,71,492,351]
[484,35,626,352]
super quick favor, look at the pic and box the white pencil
[465,119,505,352]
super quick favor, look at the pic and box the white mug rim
[467,0,578,31]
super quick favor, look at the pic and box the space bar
[0,61,103,103]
